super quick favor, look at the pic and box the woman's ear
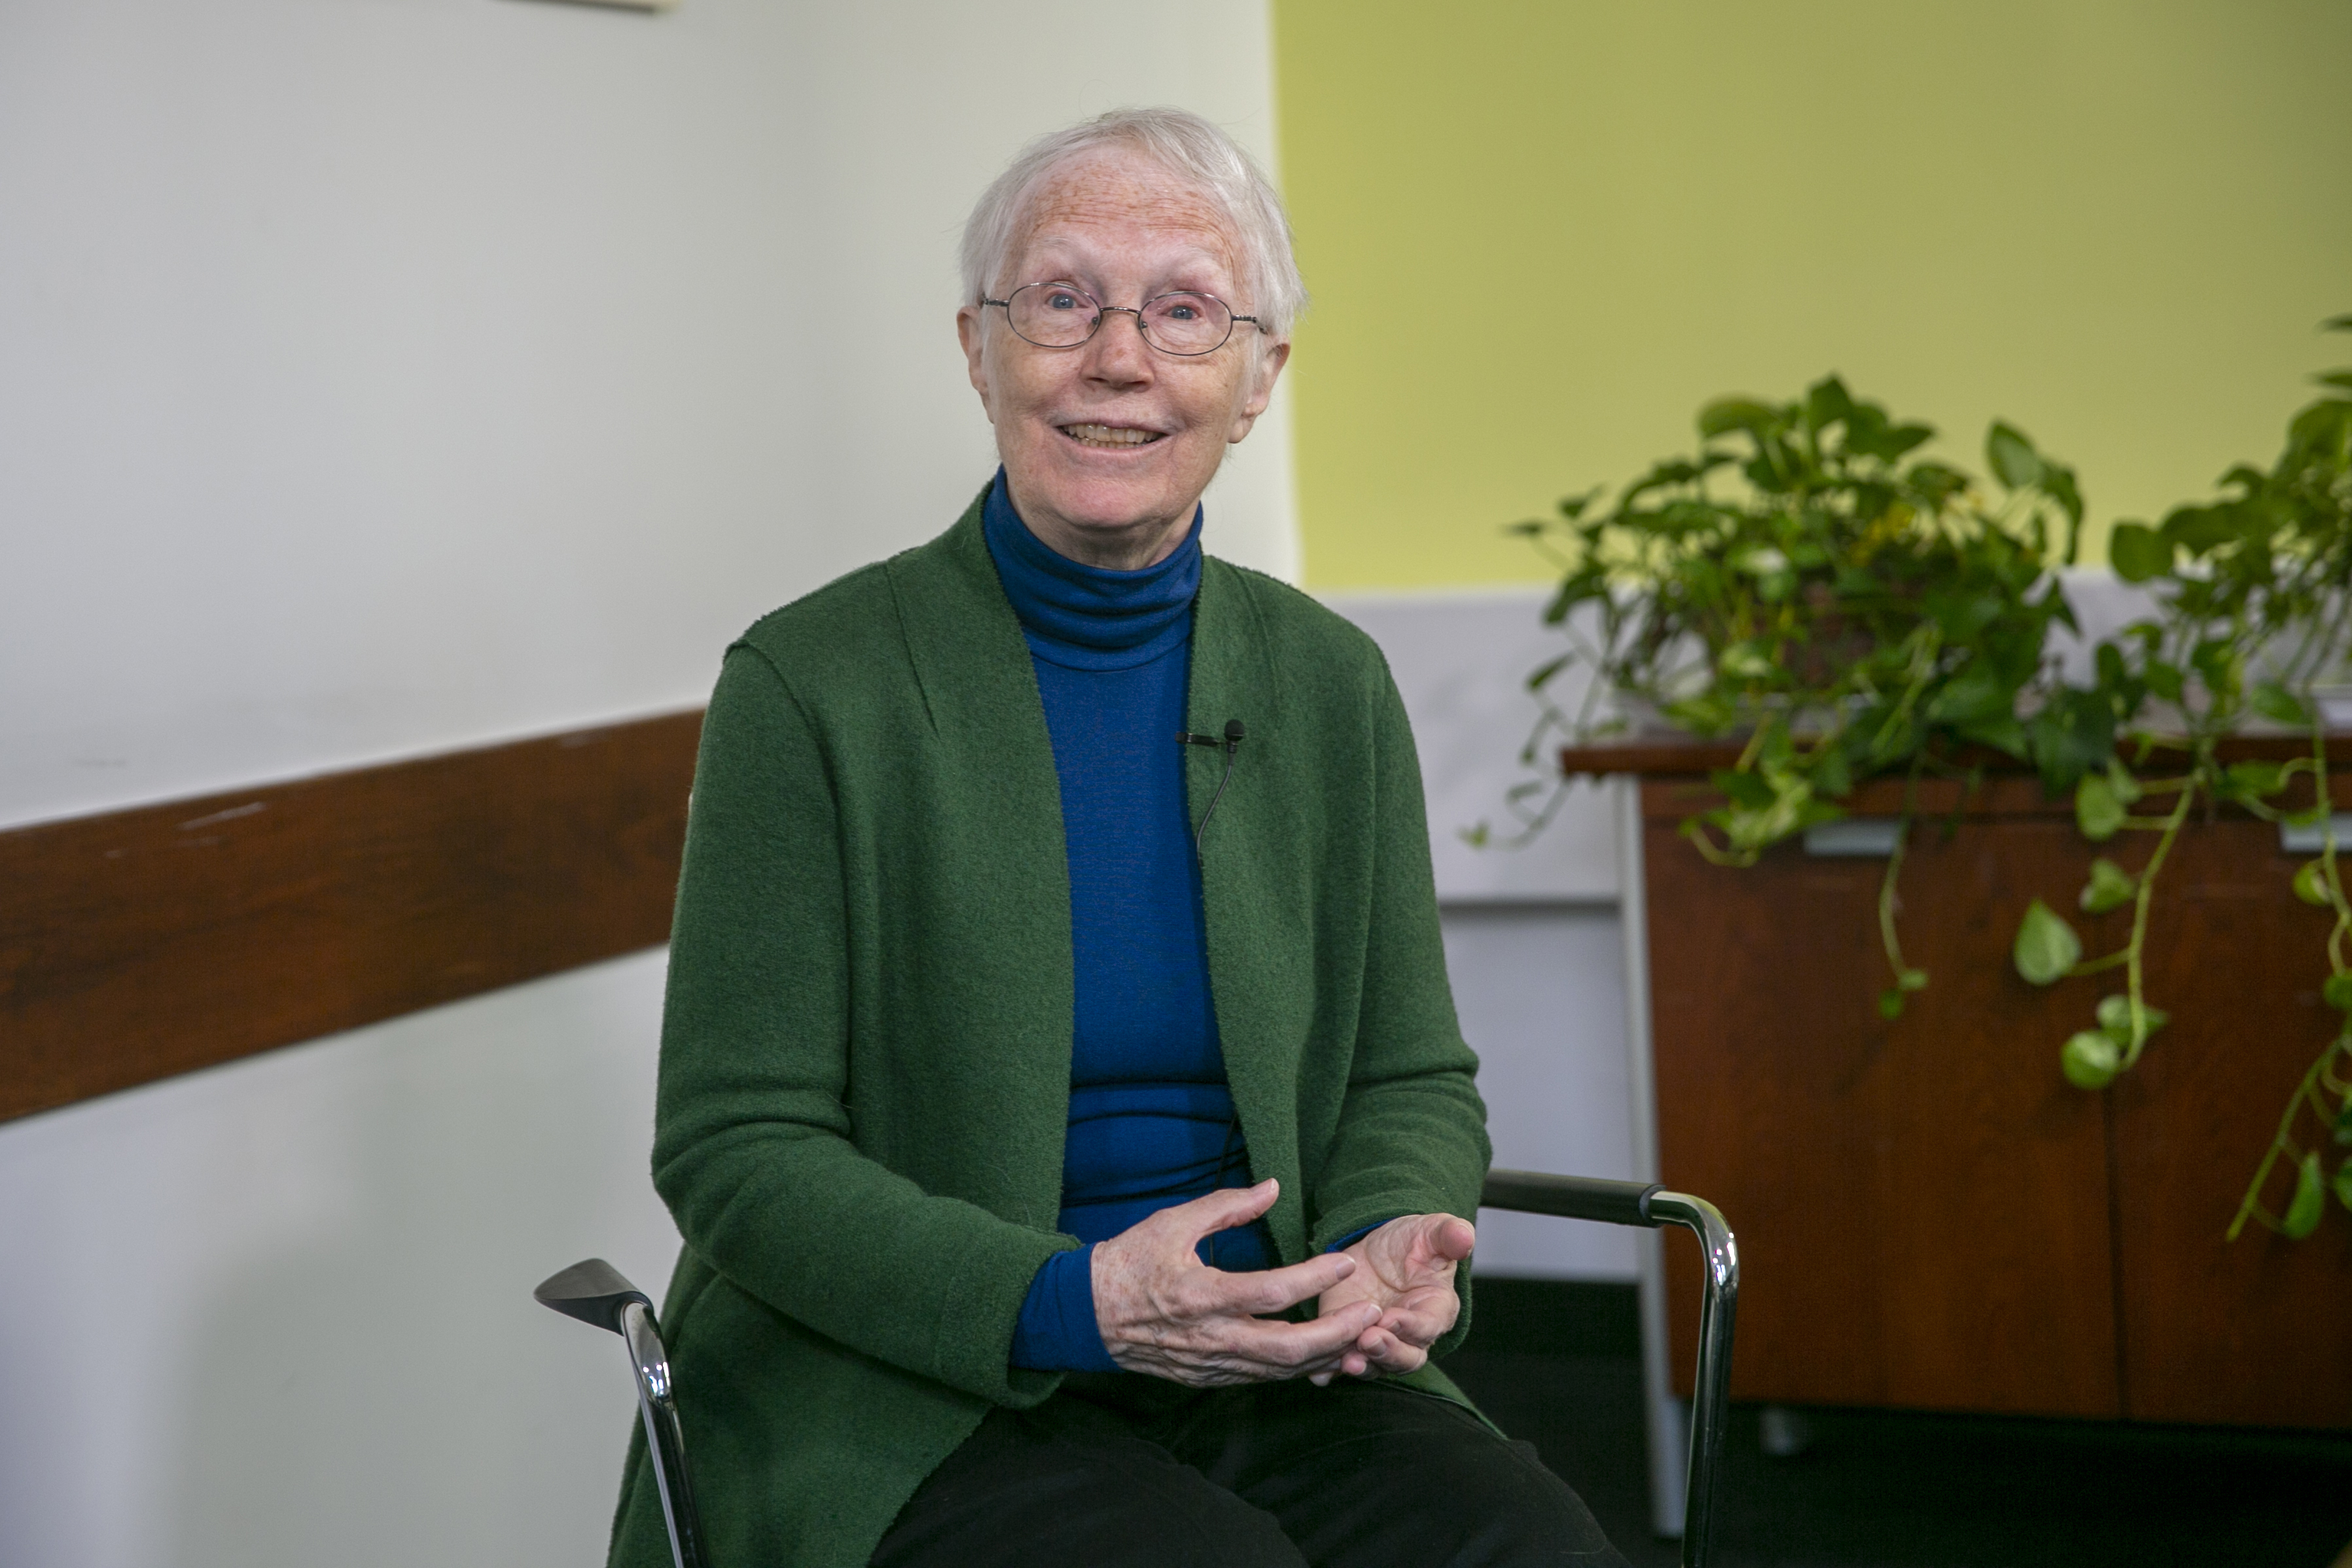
[1228,336,1291,443]
[956,306,995,421]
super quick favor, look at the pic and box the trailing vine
[1498,317,2352,1240]
[2010,317,2352,1239]
[2228,734,2352,1241]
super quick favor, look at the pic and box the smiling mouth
[1059,423,1165,448]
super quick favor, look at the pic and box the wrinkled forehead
[1005,149,1243,287]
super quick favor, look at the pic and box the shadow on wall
[164,953,679,1568]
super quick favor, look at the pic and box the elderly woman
[611,109,1627,1568]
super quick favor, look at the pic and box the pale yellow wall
[1271,1,2352,589]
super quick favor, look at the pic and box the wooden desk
[1574,740,2352,1429]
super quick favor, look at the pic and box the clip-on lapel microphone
[1177,719,1245,847]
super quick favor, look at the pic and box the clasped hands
[1089,1178,1475,1389]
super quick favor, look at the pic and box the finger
[1168,1179,1281,1248]
[1200,1297,1378,1360]
[1372,1289,1461,1349]
[1200,1251,1353,1317]
[1431,1215,1476,1262]
[1221,1301,1381,1371]
[1349,1324,1425,1375]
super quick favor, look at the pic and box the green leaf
[1809,743,1854,800]
[2145,660,2184,704]
[2108,522,2172,583]
[1899,968,1929,992]
[1709,769,1779,810]
[2225,760,2288,798]
[1717,641,1775,682]
[1986,421,2042,489]
[2324,313,2352,333]
[2162,505,2237,555]
[2315,371,2352,393]
[1906,460,1970,507]
[2105,758,2143,805]
[1698,397,1780,439]
[2039,461,2086,530]
[2075,774,2125,841]
[1958,715,2031,760]
[2281,1152,2325,1239]
[2015,899,2084,985]
[2334,1160,2352,1213]
[2249,680,2311,727]
[1806,375,1855,429]
[2061,1030,2122,1090]
[2028,688,2116,794]
[2293,861,2332,907]
[2080,858,2137,913]
[1527,652,1573,691]
[2326,972,2352,1012]
[2336,1093,2352,1147]
[2095,993,2167,1044]
[1878,989,1906,1021]
[1927,664,2012,725]
[2192,639,2242,700]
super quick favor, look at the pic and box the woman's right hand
[1090,1179,1381,1387]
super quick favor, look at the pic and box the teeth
[1062,423,1162,446]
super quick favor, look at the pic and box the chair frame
[537,1170,1736,1568]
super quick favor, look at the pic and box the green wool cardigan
[609,493,1492,1568]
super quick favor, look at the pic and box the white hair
[959,107,1308,340]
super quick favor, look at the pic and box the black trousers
[870,1371,1630,1567]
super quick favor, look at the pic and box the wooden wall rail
[0,711,702,1125]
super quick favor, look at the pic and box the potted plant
[1492,320,2352,1427]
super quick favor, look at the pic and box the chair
[537,1171,1737,1568]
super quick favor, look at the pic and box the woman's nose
[1081,310,1157,383]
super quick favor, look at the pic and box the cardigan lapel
[1186,559,1311,1263]
[882,495,1077,1225]
[887,492,1060,757]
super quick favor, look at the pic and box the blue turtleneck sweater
[985,471,1271,1373]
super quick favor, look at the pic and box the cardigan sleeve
[1305,661,1492,1357]
[650,646,1075,1408]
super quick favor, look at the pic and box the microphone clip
[1176,720,1247,847]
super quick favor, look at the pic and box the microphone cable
[1176,719,1245,849]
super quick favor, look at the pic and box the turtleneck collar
[982,467,1202,672]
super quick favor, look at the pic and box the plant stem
[2121,781,2198,1065]
[1878,764,1923,993]
[2226,1029,2349,1240]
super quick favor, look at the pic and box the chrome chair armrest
[536,1260,711,1568]
[1478,1170,1739,1568]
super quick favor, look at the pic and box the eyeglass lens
[1004,283,1234,355]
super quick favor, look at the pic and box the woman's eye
[1166,304,1199,321]
[1047,292,1080,310]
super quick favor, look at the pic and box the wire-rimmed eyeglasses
[982,281,1263,357]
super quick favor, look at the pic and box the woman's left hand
[1310,1213,1475,1385]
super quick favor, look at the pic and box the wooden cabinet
[1596,753,2352,1429]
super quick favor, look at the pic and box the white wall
[0,5,1296,1565]
[0,0,1299,833]
[0,954,679,1568]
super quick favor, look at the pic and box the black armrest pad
[1478,1170,1661,1228]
